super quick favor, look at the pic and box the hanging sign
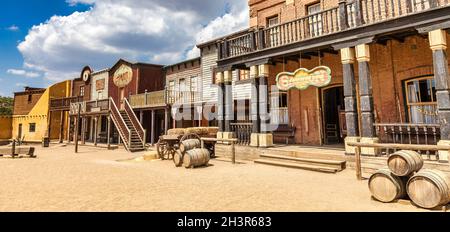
[113,64,133,88]
[276,66,332,91]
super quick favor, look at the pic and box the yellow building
[11,81,71,143]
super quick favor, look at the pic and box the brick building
[212,0,450,162]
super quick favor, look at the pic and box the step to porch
[254,159,339,173]
[259,154,346,171]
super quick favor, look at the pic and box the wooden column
[107,115,111,149]
[67,115,72,144]
[341,48,359,137]
[224,70,233,132]
[216,72,225,133]
[338,1,348,30]
[94,116,98,146]
[47,111,52,140]
[140,110,144,125]
[151,110,156,145]
[164,108,169,134]
[250,65,260,147]
[81,117,86,145]
[59,111,65,143]
[430,29,450,162]
[75,104,81,153]
[258,64,273,148]
[356,44,376,138]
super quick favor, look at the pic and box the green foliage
[0,96,13,116]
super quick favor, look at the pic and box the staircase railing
[109,97,131,150]
[124,98,146,146]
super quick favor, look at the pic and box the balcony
[50,96,83,111]
[166,90,201,105]
[217,0,450,61]
[129,90,167,109]
[69,99,110,115]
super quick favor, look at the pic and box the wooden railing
[50,96,83,111]
[166,90,200,105]
[231,122,253,145]
[109,97,131,150]
[124,98,146,146]
[375,123,441,159]
[69,99,109,115]
[129,90,166,108]
[218,0,450,59]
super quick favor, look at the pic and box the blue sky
[0,0,248,97]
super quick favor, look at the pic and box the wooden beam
[107,115,111,150]
[94,116,98,146]
[59,111,64,143]
[151,110,156,146]
[75,104,81,153]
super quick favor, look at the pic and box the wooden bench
[0,146,36,158]
[273,125,296,145]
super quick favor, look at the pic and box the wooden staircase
[109,98,146,152]
[254,150,347,173]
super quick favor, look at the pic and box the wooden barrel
[180,139,201,154]
[183,149,210,169]
[368,168,407,203]
[387,150,424,176]
[407,169,450,209]
[173,150,183,167]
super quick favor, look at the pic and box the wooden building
[212,0,450,163]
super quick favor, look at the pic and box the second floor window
[190,76,198,92]
[80,86,85,97]
[308,3,322,37]
[267,16,279,27]
[29,123,36,133]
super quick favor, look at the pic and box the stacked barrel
[174,139,211,169]
[368,150,450,209]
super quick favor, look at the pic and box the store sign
[276,66,332,91]
[113,65,133,88]
[96,79,105,91]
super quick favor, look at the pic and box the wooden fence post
[355,145,362,180]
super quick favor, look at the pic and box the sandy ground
[0,144,429,212]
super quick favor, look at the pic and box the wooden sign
[96,79,105,91]
[113,65,133,88]
[276,66,332,91]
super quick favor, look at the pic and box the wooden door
[119,88,125,110]
[18,124,22,140]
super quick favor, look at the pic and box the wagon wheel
[157,138,170,160]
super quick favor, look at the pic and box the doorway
[321,85,345,145]
[18,124,22,140]
[119,88,125,110]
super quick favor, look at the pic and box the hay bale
[143,151,159,161]
[185,127,204,135]
[206,127,219,135]
[167,128,186,135]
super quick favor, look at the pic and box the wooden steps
[254,159,339,173]
[255,153,346,173]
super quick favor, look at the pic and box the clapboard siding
[232,70,251,100]
[201,46,218,103]
[91,70,109,100]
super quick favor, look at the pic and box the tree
[0,96,13,116]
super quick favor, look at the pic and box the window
[270,91,289,125]
[190,76,198,92]
[307,3,322,37]
[411,0,430,11]
[27,95,32,103]
[29,123,36,133]
[211,67,218,84]
[267,16,280,47]
[404,77,437,123]
[80,86,85,97]
[239,70,250,81]
[168,80,175,101]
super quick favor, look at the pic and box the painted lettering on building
[96,79,105,91]
[113,65,133,88]
[276,66,332,91]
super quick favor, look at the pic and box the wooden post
[224,70,233,132]
[107,115,111,150]
[81,117,86,145]
[217,72,225,132]
[151,110,155,145]
[11,139,16,158]
[75,104,81,153]
[59,111,64,143]
[231,141,236,165]
[67,115,71,144]
[341,48,359,138]
[354,0,364,26]
[94,116,98,146]
[164,108,169,134]
[355,145,362,180]
[140,110,144,125]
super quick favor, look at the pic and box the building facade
[212,0,450,161]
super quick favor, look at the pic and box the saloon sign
[113,64,133,88]
[276,66,332,91]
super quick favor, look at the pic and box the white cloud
[7,69,40,78]
[7,25,19,31]
[15,83,27,87]
[18,0,249,82]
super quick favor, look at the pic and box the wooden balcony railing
[50,96,83,111]
[231,122,253,145]
[166,90,201,105]
[375,123,441,160]
[109,97,131,150]
[124,98,146,146]
[270,108,289,125]
[129,90,166,108]
[69,99,109,115]
[218,0,450,60]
